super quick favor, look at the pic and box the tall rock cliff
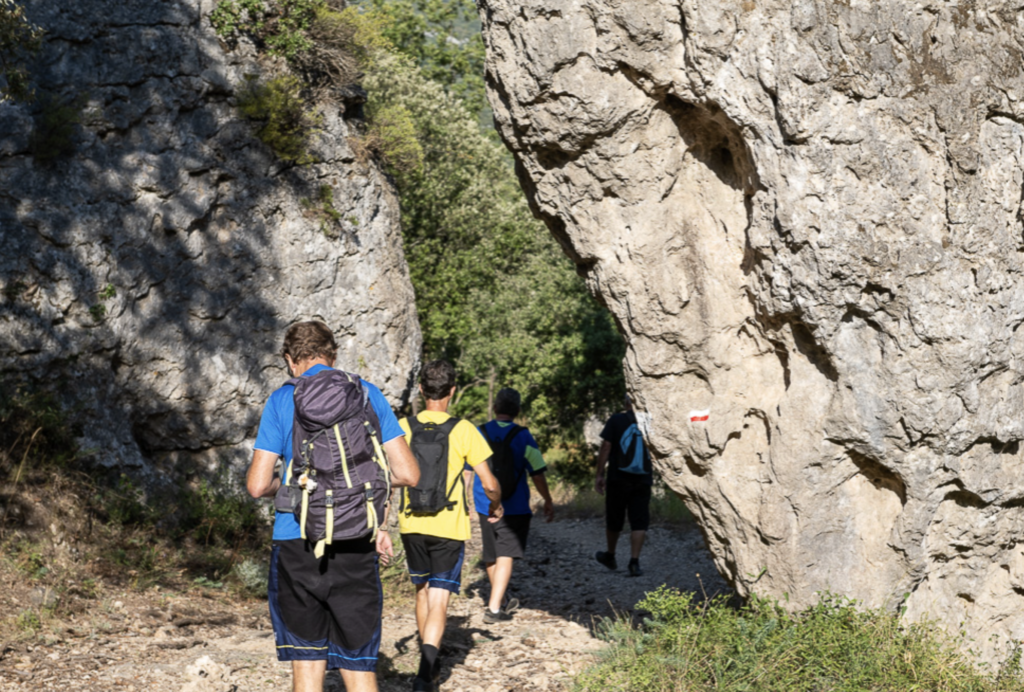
[0,0,421,473]
[480,0,1024,657]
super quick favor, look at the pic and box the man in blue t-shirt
[473,388,554,624]
[246,321,419,692]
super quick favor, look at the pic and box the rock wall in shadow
[479,0,1024,662]
[0,0,421,474]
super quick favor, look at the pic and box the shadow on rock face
[0,0,420,479]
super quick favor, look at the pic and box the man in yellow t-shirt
[398,360,502,692]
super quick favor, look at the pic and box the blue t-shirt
[472,420,546,516]
[253,364,404,540]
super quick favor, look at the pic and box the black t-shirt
[601,411,653,485]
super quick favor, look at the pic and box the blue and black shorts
[400,533,465,593]
[268,538,382,671]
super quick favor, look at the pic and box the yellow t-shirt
[397,411,492,541]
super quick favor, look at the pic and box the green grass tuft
[575,586,1024,692]
[237,74,320,163]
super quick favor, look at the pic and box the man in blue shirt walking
[473,388,555,623]
[246,321,419,692]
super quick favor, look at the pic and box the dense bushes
[576,586,1024,692]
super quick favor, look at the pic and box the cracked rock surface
[479,0,1024,659]
[0,0,421,472]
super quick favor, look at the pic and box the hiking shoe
[412,676,435,692]
[595,551,617,570]
[502,596,520,613]
[628,561,643,577]
[483,607,514,624]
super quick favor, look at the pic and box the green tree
[363,52,625,461]
[356,0,487,124]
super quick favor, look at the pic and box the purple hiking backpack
[273,369,391,557]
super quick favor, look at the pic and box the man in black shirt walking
[594,396,652,577]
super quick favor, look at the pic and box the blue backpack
[616,422,647,475]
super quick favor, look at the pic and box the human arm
[473,460,504,523]
[595,440,612,495]
[463,469,475,513]
[374,488,396,565]
[382,436,420,488]
[531,471,555,523]
[247,450,281,499]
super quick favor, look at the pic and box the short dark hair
[281,321,337,364]
[420,360,456,401]
[493,387,521,417]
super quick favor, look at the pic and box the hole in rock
[661,94,759,194]
[684,455,708,478]
[848,450,907,505]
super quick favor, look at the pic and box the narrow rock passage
[0,517,726,692]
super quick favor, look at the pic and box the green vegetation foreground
[576,587,1024,692]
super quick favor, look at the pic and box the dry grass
[544,479,693,528]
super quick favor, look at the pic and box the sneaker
[412,677,434,692]
[595,551,617,570]
[483,607,514,624]
[502,596,520,613]
[628,561,643,577]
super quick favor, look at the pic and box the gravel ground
[0,515,728,692]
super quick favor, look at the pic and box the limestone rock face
[0,0,420,472]
[480,0,1024,658]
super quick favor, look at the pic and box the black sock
[418,644,439,681]
[629,557,639,566]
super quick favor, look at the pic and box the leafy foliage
[357,0,487,120]
[0,0,42,102]
[363,52,625,452]
[211,0,321,60]
[362,100,423,173]
[237,74,321,163]
[577,587,1024,691]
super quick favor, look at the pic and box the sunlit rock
[479,0,1024,660]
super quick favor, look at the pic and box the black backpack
[482,424,525,501]
[401,416,462,515]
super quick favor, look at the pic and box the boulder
[479,0,1024,660]
[0,0,421,474]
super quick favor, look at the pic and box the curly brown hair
[281,321,337,364]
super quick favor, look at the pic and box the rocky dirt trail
[0,516,727,691]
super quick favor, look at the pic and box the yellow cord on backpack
[365,423,389,542]
[333,424,352,488]
[365,482,379,542]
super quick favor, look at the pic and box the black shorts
[401,533,466,593]
[268,538,381,671]
[606,479,652,533]
[479,513,532,562]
